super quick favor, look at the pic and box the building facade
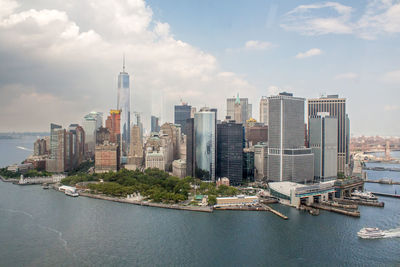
[194,108,216,181]
[254,143,268,181]
[117,61,131,156]
[172,159,187,178]
[308,95,350,175]
[95,142,120,173]
[267,92,314,183]
[309,113,338,181]
[259,96,268,125]
[226,94,252,124]
[174,103,191,135]
[105,110,121,145]
[185,118,195,177]
[151,115,160,133]
[216,121,244,185]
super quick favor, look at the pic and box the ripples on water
[1,139,400,266]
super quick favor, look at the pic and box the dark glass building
[216,121,243,185]
[174,104,191,135]
[151,115,160,133]
[243,149,255,182]
[185,118,195,177]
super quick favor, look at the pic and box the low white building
[216,195,259,207]
[269,181,335,208]
[145,151,165,170]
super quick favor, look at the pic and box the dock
[335,198,384,207]
[371,192,400,199]
[365,179,400,185]
[215,204,288,220]
[310,203,360,217]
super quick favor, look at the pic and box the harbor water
[1,137,400,266]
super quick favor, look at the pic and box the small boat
[42,183,49,189]
[357,227,385,239]
[351,190,378,201]
[65,189,79,197]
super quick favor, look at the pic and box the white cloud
[281,2,353,36]
[382,69,400,83]
[281,0,400,40]
[0,0,257,131]
[384,105,400,111]
[295,48,322,59]
[244,40,275,50]
[335,72,359,80]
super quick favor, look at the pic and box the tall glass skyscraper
[194,108,216,181]
[117,58,131,156]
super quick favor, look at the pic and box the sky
[0,0,399,136]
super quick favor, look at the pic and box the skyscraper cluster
[37,57,350,188]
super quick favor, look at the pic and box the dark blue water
[1,138,400,266]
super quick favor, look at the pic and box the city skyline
[0,0,399,136]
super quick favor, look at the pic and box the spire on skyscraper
[123,53,125,72]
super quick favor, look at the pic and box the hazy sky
[0,0,399,136]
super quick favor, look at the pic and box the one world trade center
[117,57,131,156]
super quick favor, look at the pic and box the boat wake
[16,146,33,152]
[0,208,34,218]
[382,228,400,238]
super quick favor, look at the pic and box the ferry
[357,227,385,239]
[65,189,79,197]
[351,190,378,201]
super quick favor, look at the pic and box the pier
[371,192,400,199]
[334,198,384,207]
[216,204,288,220]
[365,179,400,185]
[363,167,400,172]
[310,203,360,217]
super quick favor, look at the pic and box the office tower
[46,124,68,173]
[244,119,268,147]
[95,142,120,173]
[309,113,338,181]
[185,118,195,177]
[134,112,143,140]
[267,92,314,183]
[105,110,121,145]
[117,58,131,156]
[174,103,191,135]
[194,108,216,181]
[308,95,350,175]
[129,125,143,157]
[151,115,160,133]
[127,125,144,169]
[96,127,110,145]
[68,124,85,167]
[82,112,102,156]
[34,139,47,156]
[259,96,268,125]
[226,94,252,124]
[254,143,268,181]
[190,107,196,118]
[243,148,254,182]
[216,121,243,185]
[50,123,62,159]
[161,123,180,160]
